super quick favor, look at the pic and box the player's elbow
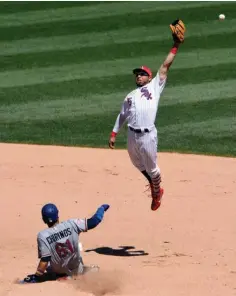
[119,112,126,119]
[87,205,106,230]
[87,207,104,230]
[87,216,102,230]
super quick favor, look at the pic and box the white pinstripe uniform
[112,71,166,180]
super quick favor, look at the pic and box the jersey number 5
[55,239,74,258]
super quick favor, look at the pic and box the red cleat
[151,188,164,211]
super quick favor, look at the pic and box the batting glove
[23,274,39,283]
[101,204,110,212]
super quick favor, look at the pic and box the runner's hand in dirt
[23,274,40,283]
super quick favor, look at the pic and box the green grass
[2,32,236,71]
[1,3,236,41]
[0,1,235,156]
[0,1,97,14]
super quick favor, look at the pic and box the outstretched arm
[159,42,180,81]
[87,204,110,230]
[159,19,185,81]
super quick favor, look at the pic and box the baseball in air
[219,14,225,20]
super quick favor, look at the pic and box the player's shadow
[85,245,149,257]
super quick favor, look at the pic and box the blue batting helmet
[41,203,59,224]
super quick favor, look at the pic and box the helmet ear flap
[42,215,48,224]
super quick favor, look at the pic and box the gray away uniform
[37,218,87,276]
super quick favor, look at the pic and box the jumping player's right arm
[109,97,130,149]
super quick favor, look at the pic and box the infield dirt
[0,143,235,296]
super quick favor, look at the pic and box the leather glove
[170,19,186,43]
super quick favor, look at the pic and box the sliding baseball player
[21,203,109,283]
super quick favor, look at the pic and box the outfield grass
[0,1,235,156]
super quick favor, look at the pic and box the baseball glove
[170,19,186,43]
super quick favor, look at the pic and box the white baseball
[219,14,225,20]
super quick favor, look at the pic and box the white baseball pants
[127,127,160,176]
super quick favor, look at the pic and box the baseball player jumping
[22,203,110,283]
[109,20,186,211]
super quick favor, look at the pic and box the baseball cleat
[144,183,154,198]
[151,188,164,211]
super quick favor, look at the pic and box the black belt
[129,126,150,133]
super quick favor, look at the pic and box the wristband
[170,46,178,54]
[111,131,117,137]
[36,269,44,276]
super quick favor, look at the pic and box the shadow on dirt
[85,245,149,257]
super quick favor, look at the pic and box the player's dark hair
[47,219,58,228]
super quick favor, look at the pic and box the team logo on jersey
[140,87,152,100]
